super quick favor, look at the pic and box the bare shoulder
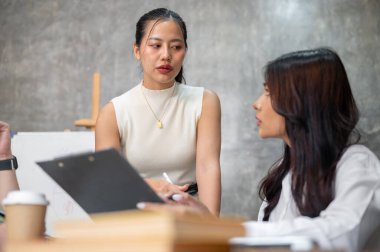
[97,102,116,121]
[96,102,117,132]
[100,102,115,114]
[95,102,120,150]
[202,88,221,108]
[199,89,221,120]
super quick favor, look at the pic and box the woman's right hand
[145,178,189,198]
[137,191,215,218]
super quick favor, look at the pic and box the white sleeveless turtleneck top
[111,82,204,185]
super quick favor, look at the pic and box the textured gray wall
[1,0,379,219]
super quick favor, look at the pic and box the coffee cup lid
[2,191,49,206]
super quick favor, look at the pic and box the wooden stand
[74,72,101,131]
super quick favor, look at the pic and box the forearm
[0,121,19,202]
[197,162,221,216]
[194,89,221,216]
[0,170,19,202]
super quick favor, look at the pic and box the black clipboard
[37,148,163,214]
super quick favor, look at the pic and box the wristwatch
[0,156,18,170]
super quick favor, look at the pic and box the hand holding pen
[162,172,174,184]
[145,174,189,199]
[139,174,204,215]
[163,172,198,196]
[162,172,190,195]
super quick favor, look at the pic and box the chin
[258,132,267,139]
[157,78,175,85]
[258,131,274,139]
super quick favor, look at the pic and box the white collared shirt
[243,145,380,252]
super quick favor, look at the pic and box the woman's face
[134,20,186,89]
[252,84,289,145]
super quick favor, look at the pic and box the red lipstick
[256,117,262,127]
[157,64,173,74]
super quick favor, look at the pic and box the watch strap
[0,156,18,170]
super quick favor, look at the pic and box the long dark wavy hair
[258,48,360,221]
[135,8,187,83]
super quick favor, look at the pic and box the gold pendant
[156,120,163,129]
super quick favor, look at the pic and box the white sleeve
[111,93,129,144]
[243,146,380,252]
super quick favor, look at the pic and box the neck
[142,80,176,90]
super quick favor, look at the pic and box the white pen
[162,172,173,184]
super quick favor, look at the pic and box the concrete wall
[1,0,379,219]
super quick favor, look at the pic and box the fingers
[136,202,159,210]
[171,193,214,216]
[136,201,189,217]
[0,121,12,160]
[136,193,190,211]
[137,191,214,219]
[136,201,181,213]
[148,179,188,198]
[145,179,194,202]
[156,193,177,204]
[171,192,192,203]
[177,183,189,192]
[0,122,10,137]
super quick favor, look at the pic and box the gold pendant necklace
[141,83,176,129]
[156,120,163,129]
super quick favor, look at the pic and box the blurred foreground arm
[137,191,215,219]
[0,121,19,247]
[0,121,19,202]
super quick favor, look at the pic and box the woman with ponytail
[96,8,221,215]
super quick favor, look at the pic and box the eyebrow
[147,37,184,43]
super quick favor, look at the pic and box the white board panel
[11,132,95,235]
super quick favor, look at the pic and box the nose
[161,46,171,61]
[252,99,260,111]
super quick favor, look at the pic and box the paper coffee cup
[2,191,49,242]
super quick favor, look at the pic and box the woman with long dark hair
[257,47,360,220]
[139,48,380,252]
[247,48,379,251]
